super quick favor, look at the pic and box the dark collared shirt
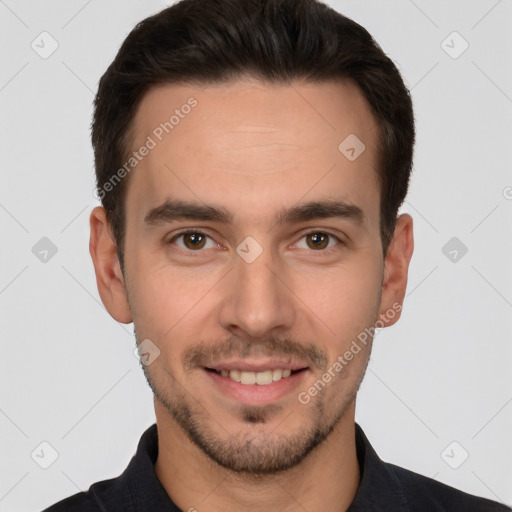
[42,423,511,511]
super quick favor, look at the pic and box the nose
[218,245,296,339]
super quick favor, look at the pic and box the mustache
[184,336,329,370]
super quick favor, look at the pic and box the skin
[89,77,414,512]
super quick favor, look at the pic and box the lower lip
[204,369,308,405]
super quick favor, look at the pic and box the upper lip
[204,359,309,372]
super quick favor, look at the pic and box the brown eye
[295,231,341,252]
[305,232,330,250]
[171,231,217,251]
[183,232,206,250]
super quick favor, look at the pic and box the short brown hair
[92,0,415,269]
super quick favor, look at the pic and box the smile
[202,361,309,405]
[212,368,294,385]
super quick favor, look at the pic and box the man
[43,0,511,510]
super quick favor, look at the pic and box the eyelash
[167,229,343,255]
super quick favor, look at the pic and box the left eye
[295,232,340,251]
[172,231,218,251]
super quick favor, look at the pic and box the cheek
[294,259,383,371]
[126,248,224,348]
[293,253,382,322]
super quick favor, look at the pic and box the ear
[89,206,132,324]
[377,213,414,327]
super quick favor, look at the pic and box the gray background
[0,0,511,510]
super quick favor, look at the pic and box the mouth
[202,362,309,405]
[205,367,305,386]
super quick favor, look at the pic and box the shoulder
[40,423,175,511]
[41,490,99,511]
[387,462,511,511]
[352,423,510,512]
[40,475,125,511]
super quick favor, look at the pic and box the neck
[154,400,361,512]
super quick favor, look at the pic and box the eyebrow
[144,198,364,227]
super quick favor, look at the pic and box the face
[91,77,412,475]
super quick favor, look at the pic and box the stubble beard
[140,356,370,476]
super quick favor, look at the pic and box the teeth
[272,369,283,381]
[229,370,241,382]
[218,368,295,385]
[256,370,273,385]
[240,371,256,385]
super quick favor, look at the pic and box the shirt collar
[96,423,180,510]
[109,422,408,511]
[348,423,409,511]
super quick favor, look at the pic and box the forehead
[126,77,381,228]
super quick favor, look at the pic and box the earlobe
[89,206,133,324]
[377,213,414,327]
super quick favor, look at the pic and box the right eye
[168,230,220,252]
